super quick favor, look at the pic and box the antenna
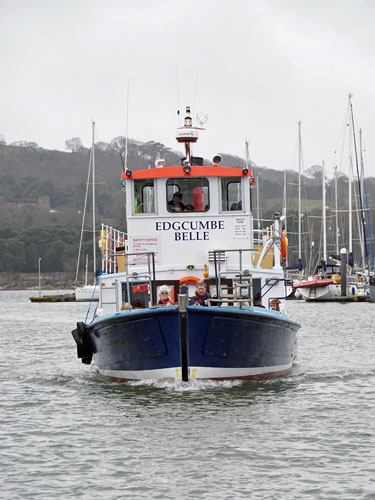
[176,67,181,124]
[245,140,251,169]
[124,79,130,172]
[196,112,208,127]
[192,65,199,116]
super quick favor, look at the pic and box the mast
[322,160,327,264]
[176,106,198,164]
[283,170,287,233]
[91,121,96,279]
[85,254,88,286]
[246,140,254,217]
[124,79,130,171]
[75,131,93,284]
[298,121,302,263]
[349,155,353,256]
[334,166,339,255]
[359,129,374,272]
[349,94,368,271]
[282,170,288,266]
[256,173,261,234]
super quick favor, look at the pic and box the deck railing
[99,224,127,274]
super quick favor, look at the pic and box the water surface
[1,291,374,499]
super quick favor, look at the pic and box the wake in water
[127,378,243,392]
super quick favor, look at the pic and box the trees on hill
[65,137,87,153]
[0,225,82,273]
[10,140,39,148]
[1,137,374,273]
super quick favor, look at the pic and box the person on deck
[158,285,174,305]
[270,299,280,311]
[168,192,185,212]
[121,302,132,311]
[190,281,211,306]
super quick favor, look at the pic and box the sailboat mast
[283,170,287,233]
[349,155,353,255]
[322,160,327,264]
[245,140,253,214]
[256,174,261,233]
[91,121,96,279]
[85,254,88,286]
[349,95,368,270]
[359,129,374,273]
[334,166,339,255]
[75,135,93,284]
[298,121,302,262]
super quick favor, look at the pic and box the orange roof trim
[121,165,253,181]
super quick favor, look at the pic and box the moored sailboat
[75,122,99,302]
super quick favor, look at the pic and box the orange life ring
[179,276,201,286]
[281,232,287,265]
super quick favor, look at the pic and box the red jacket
[158,298,174,305]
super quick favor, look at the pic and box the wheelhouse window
[134,179,155,214]
[221,178,243,211]
[166,178,209,213]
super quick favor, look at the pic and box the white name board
[234,217,248,239]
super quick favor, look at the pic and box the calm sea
[1,290,374,499]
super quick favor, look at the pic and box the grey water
[1,291,374,500]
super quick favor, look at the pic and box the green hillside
[0,140,374,274]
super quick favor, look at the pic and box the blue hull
[188,307,297,371]
[72,306,299,381]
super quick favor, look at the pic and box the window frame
[133,179,156,215]
[166,177,210,214]
[220,177,244,212]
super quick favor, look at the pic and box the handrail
[257,277,289,301]
[210,247,258,310]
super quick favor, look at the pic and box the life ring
[179,276,201,286]
[280,231,287,265]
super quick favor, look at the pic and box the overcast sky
[1,0,374,177]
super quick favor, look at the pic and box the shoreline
[0,272,83,291]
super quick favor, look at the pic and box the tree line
[0,225,84,273]
[1,137,374,274]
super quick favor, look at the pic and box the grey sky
[1,0,374,177]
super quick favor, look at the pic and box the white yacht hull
[75,285,99,302]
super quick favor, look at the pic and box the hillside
[0,139,374,273]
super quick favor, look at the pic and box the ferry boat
[72,107,300,381]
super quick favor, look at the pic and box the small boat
[293,262,349,301]
[30,293,76,302]
[370,275,375,302]
[72,107,300,381]
[75,284,98,302]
